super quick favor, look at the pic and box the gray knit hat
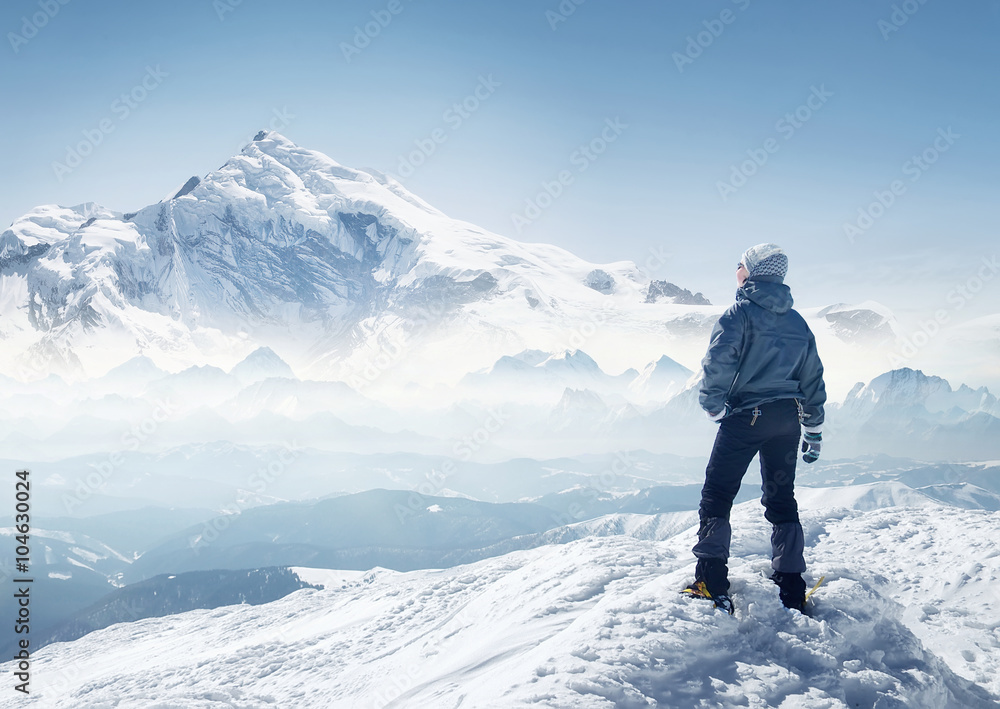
[741,243,788,281]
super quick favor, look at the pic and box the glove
[801,431,821,464]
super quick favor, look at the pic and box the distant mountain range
[3,131,969,469]
[2,350,997,489]
[7,467,999,657]
[0,131,901,397]
[828,367,1000,459]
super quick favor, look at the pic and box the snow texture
[6,500,998,708]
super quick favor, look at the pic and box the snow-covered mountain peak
[829,368,1000,459]
[229,346,295,384]
[509,349,551,366]
[240,130,373,189]
[543,349,601,370]
[0,136,645,387]
[850,368,953,408]
[627,354,693,403]
[2,203,115,259]
[837,367,995,425]
[2,130,874,394]
[219,130,446,238]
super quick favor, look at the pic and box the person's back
[683,243,826,615]
[700,273,825,430]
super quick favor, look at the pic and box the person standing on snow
[683,243,826,615]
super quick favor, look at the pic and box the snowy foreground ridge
[5,501,999,708]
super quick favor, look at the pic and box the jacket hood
[737,278,793,314]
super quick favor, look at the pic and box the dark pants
[692,398,805,595]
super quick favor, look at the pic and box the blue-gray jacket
[699,277,826,428]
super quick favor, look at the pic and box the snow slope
[7,501,999,708]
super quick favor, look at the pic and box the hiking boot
[681,581,735,615]
[771,571,806,610]
[695,557,730,597]
[712,593,735,615]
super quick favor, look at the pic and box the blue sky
[2,0,998,316]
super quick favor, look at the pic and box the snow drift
[7,500,998,708]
